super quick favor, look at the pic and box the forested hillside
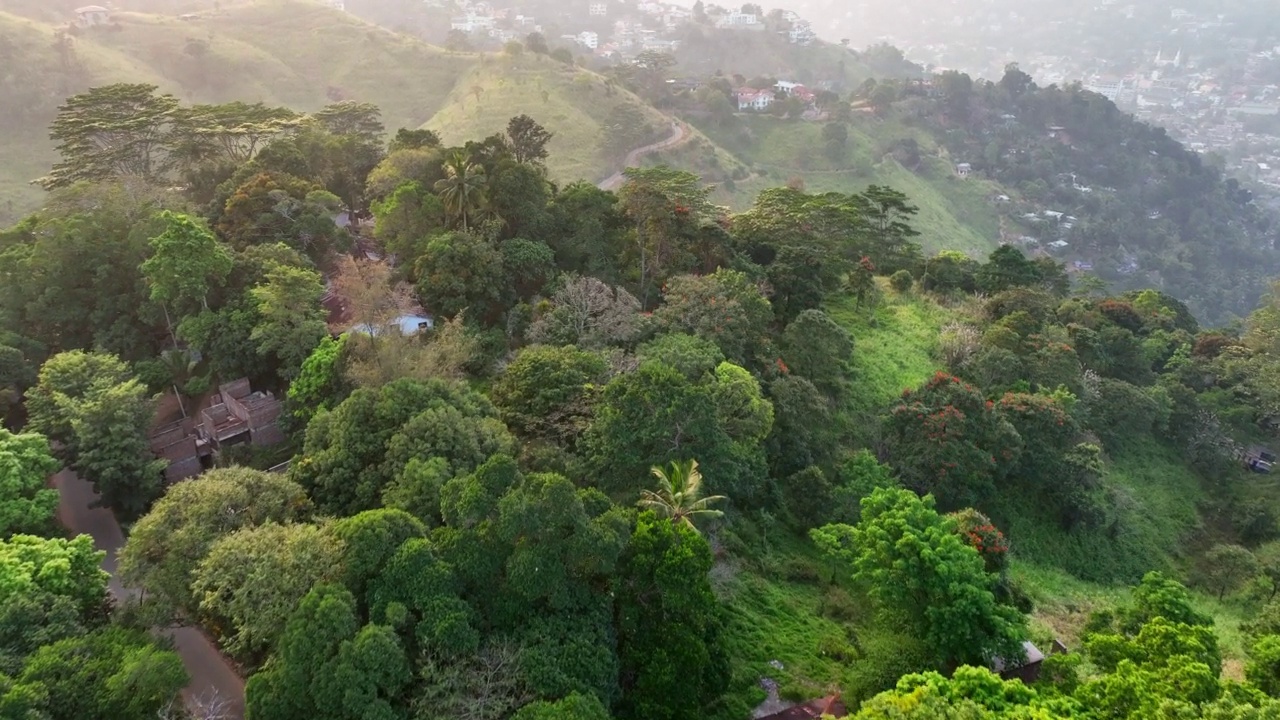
[10,71,1280,719]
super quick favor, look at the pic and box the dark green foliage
[246,585,412,720]
[654,269,774,369]
[491,345,606,446]
[780,309,852,400]
[976,246,1042,294]
[884,372,1023,510]
[889,269,913,293]
[290,378,509,517]
[367,539,479,659]
[615,514,729,720]
[331,509,427,606]
[513,692,611,720]
[637,333,724,381]
[765,375,837,479]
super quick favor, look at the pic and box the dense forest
[10,80,1280,720]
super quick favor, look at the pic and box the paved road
[54,469,247,719]
[598,120,689,191]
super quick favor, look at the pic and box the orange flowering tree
[949,508,1011,574]
[884,372,1023,510]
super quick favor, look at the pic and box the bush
[889,270,913,293]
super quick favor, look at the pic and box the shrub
[889,270,914,293]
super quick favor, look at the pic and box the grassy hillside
[692,115,1004,256]
[424,52,672,185]
[0,0,475,226]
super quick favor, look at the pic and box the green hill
[0,0,474,225]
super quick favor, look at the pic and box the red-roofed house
[737,88,775,111]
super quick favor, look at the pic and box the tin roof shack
[149,417,206,483]
[1245,446,1277,474]
[202,379,285,449]
[992,641,1045,684]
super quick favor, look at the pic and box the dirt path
[54,469,247,719]
[598,120,689,191]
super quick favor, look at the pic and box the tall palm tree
[638,459,726,532]
[434,149,488,231]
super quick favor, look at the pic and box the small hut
[758,695,846,719]
[75,5,111,27]
[992,641,1046,684]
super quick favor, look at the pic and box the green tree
[884,372,1023,510]
[1247,635,1280,697]
[371,180,445,260]
[250,263,328,381]
[811,488,1027,668]
[637,333,724,381]
[780,309,852,399]
[41,84,179,189]
[507,114,554,165]
[118,467,311,617]
[8,626,187,720]
[655,269,774,369]
[434,150,489,231]
[0,534,107,619]
[618,167,716,305]
[491,345,606,446]
[1203,543,1260,600]
[0,430,59,537]
[283,335,352,434]
[245,584,412,720]
[976,245,1043,294]
[191,522,344,662]
[615,513,729,720]
[638,459,726,532]
[414,231,505,321]
[513,693,611,720]
[330,508,426,607]
[141,211,233,317]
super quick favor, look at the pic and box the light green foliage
[512,693,611,720]
[439,454,521,530]
[284,335,352,434]
[0,430,58,537]
[141,211,233,315]
[26,350,163,519]
[0,534,106,619]
[811,488,1027,668]
[119,467,312,616]
[250,263,328,381]
[246,584,412,720]
[490,344,606,445]
[1247,635,1280,697]
[639,459,726,532]
[41,84,180,190]
[192,522,344,662]
[615,513,728,720]
[1202,544,1260,601]
[5,626,187,720]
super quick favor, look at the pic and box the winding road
[598,120,689,191]
[54,469,246,719]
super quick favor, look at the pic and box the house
[74,5,110,27]
[576,31,599,49]
[993,641,1046,684]
[148,378,285,483]
[737,88,774,111]
[349,314,435,337]
[955,162,972,179]
[1048,240,1070,249]
[789,21,816,45]
[716,11,762,29]
[589,2,608,16]
[1244,446,1277,473]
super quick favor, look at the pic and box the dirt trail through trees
[598,120,689,191]
[54,469,247,719]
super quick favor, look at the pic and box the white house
[450,14,495,32]
[955,162,972,179]
[716,11,761,29]
[576,31,599,49]
[589,2,608,16]
[737,88,774,111]
[789,22,816,45]
[74,5,110,27]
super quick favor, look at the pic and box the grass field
[692,115,1003,255]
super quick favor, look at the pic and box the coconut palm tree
[433,149,488,231]
[638,459,726,532]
